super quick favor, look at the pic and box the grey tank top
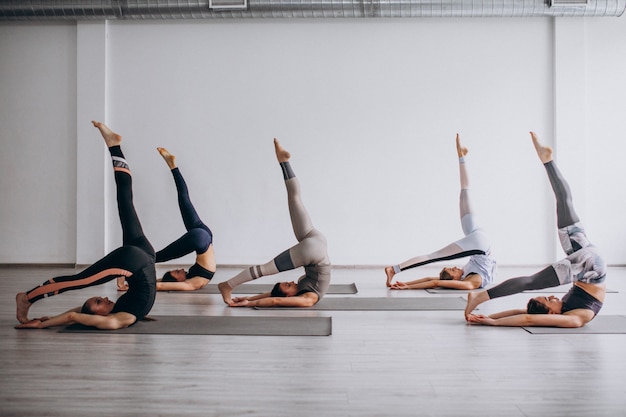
[297,263,331,300]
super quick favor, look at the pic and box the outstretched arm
[72,312,137,329]
[392,274,481,290]
[391,277,439,289]
[467,311,587,328]
[231,292,272,303]
[156,277,209,291]
[485,309,527,319]
[16,311,137,330]
[434,279,481,290]
[230,292,319,308]
[15,305,82,328]
[16,311,76,329]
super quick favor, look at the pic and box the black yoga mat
[180,283,358,295]
[256,296,467,310]
[59,315,332,336]
[522,315,626,334]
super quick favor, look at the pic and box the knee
[300,238,328,265]
[189,229,211,252]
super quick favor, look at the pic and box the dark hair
[80,300,94,315]
[527,298,550,314]
[161,271,176,282]
[439,269,453,280]
[270,282,287,298]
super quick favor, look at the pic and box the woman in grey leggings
[465,132,606,328]
[218,139,330,308]
[385,134,496,291]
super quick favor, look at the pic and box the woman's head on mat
[527,295,562,315]
[270,281,299,297]
[81,296,115,315]
[161,268,187,282]
[439,266,464,281]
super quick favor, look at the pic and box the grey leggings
[487,160,586,299]
[226,162,328,288]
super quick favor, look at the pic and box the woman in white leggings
[384,134,496,291]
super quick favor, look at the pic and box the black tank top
[111,263,157,322]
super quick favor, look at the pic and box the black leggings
[155,167,213,262]
[26,146,155,303]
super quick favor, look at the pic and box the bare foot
[157,147,177,170]
[92,121,122,147]
[274,138,291,163]
[456,133,468,158]
[384,266,396,287]
[16,292,32,324]
[530,131,553,164]
[464,291,489,319]
[218,281,233,305]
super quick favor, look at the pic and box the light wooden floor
[1,265,626,417]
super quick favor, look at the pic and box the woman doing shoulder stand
[465,132,606,328]
[384,134,496,291]
[218,139,331,308]
[15,121,157,330]
[117,147,216,292]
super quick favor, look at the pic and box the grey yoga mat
[523,287,617,293]
[59,315,332,336]
[426,287,617,294]
[522,315,626,334]
[425,288,476,294]
[256,296,467,310]
[180,283,358,295]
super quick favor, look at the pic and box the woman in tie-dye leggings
[15,121,156,330]
[465,132,606,328]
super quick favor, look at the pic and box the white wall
[0,23,77,263]
[585,16,626,265]
[1,16,624,267]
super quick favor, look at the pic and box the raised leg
[92,121,153,255]
[385,134,486,287]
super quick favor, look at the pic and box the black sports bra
[562,285,603,316]
[188,262,215,280]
